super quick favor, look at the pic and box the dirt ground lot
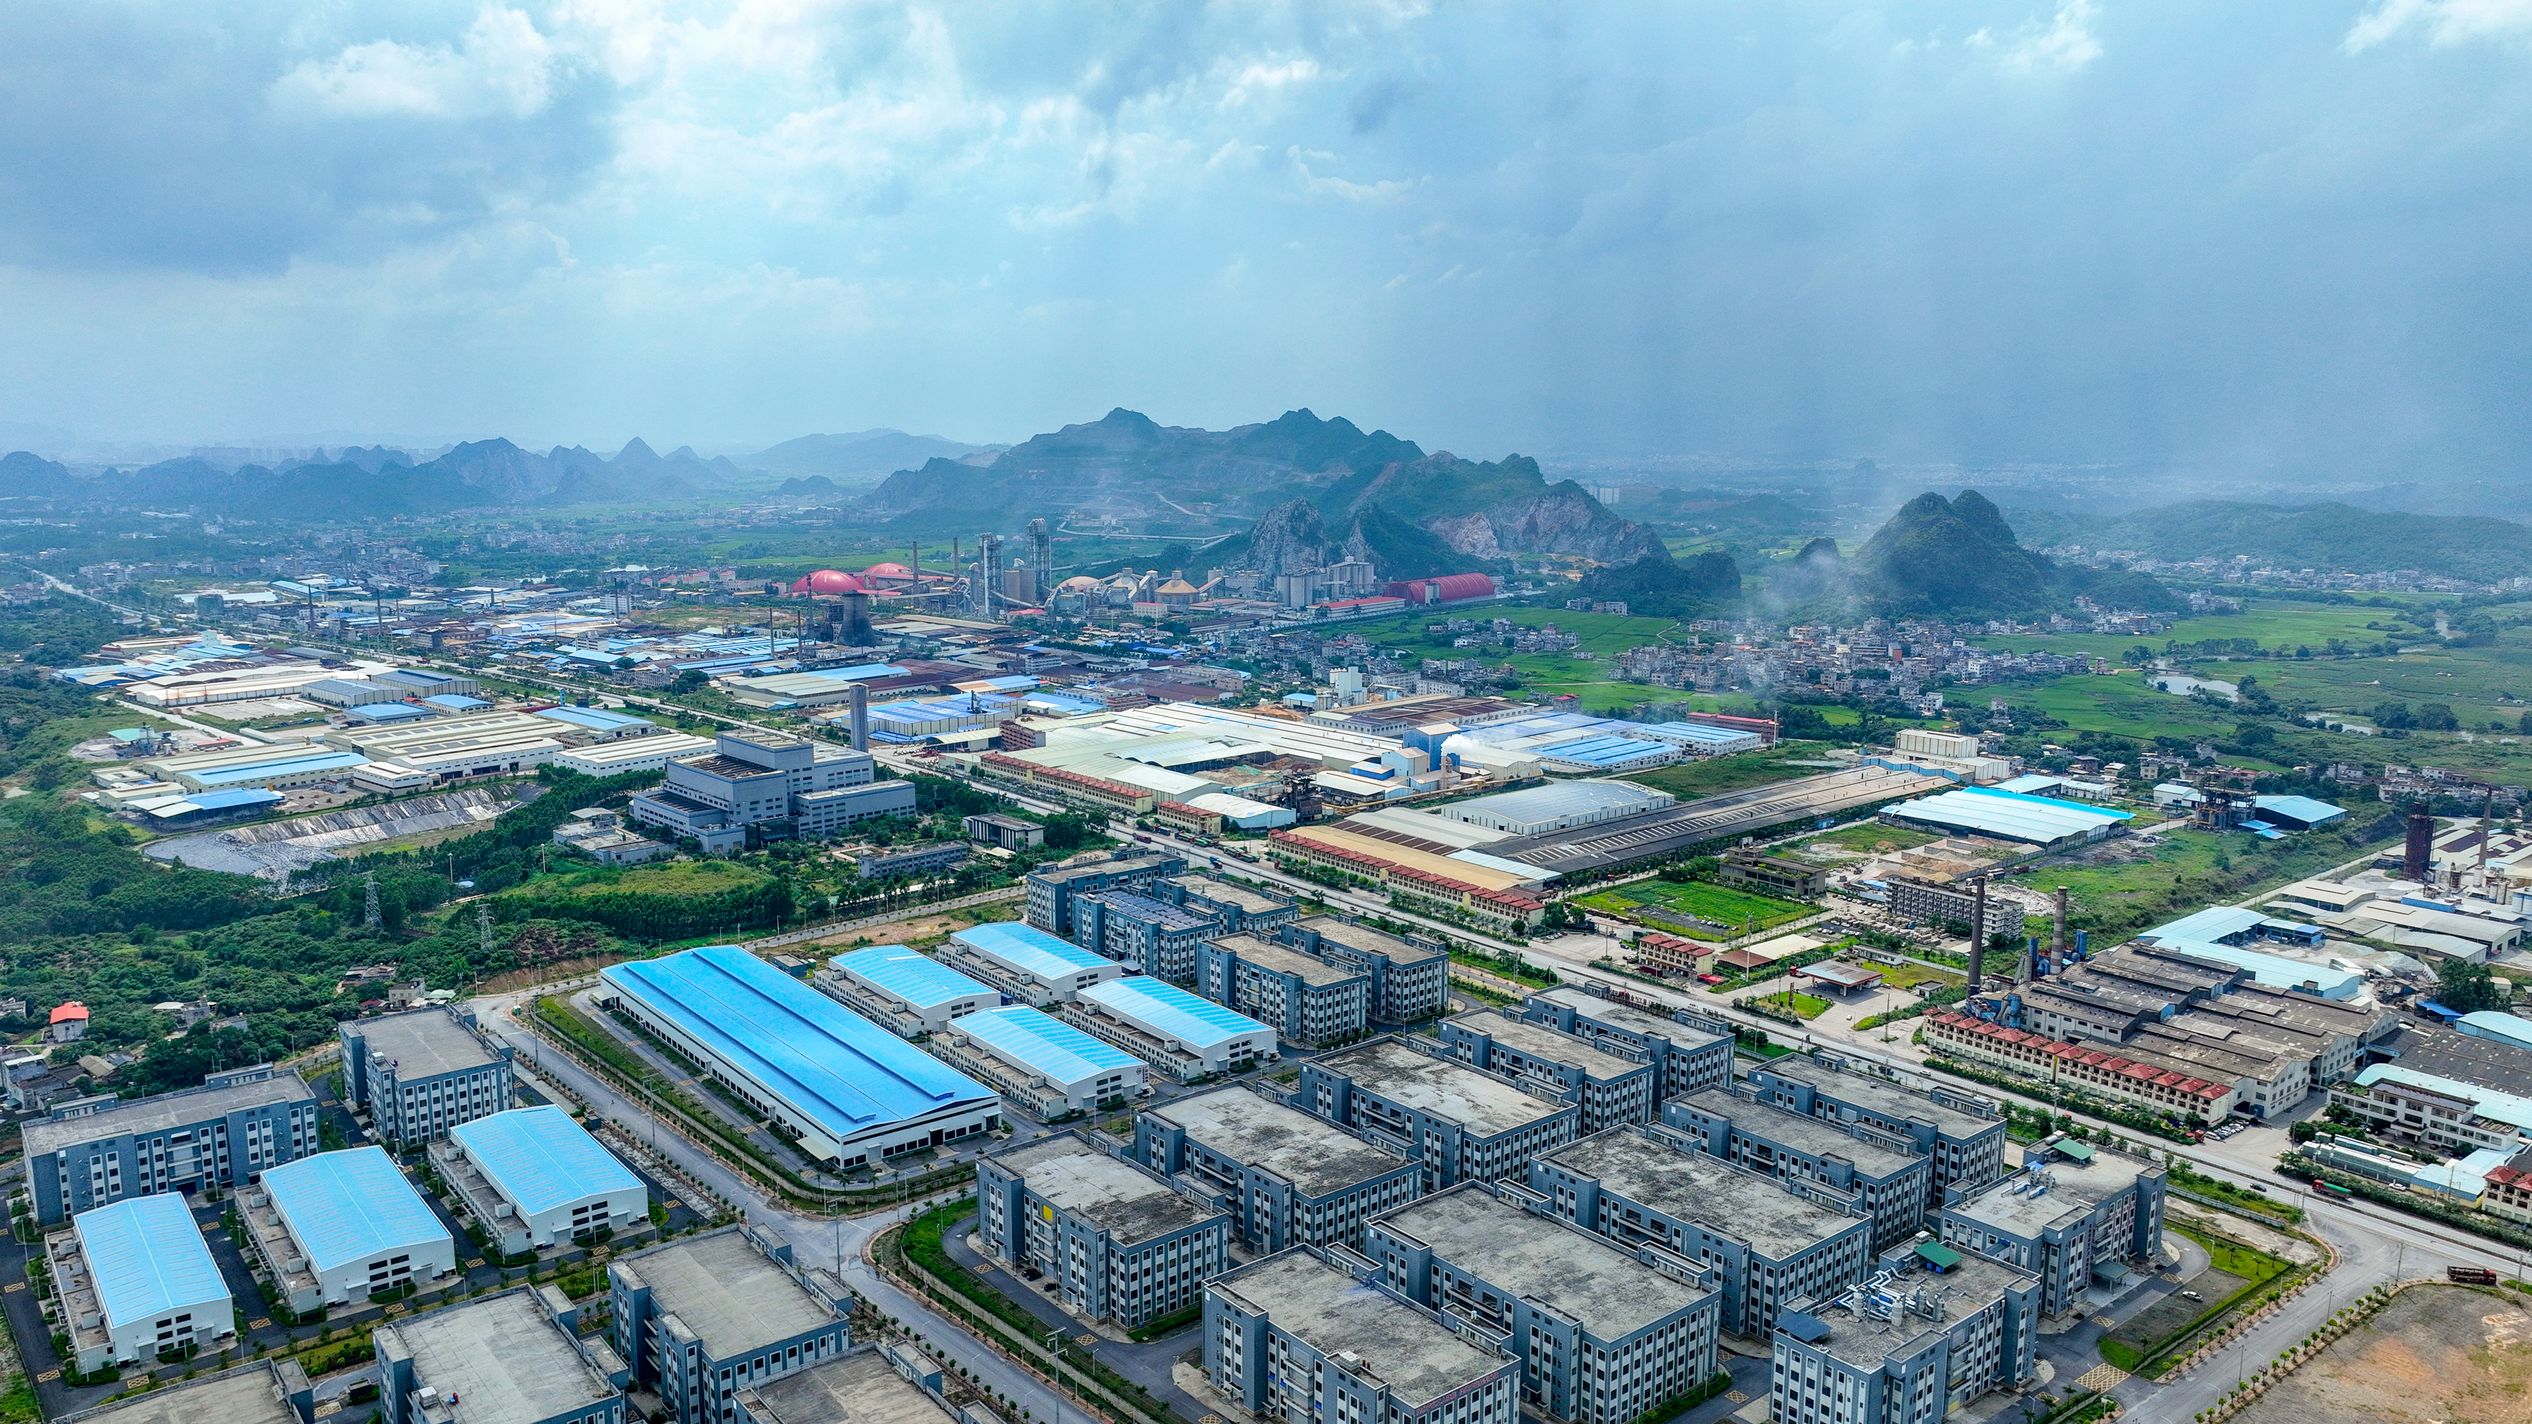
[803,903,996,950]
[2233,1285,2532,1424]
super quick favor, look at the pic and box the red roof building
[787,569,867,596]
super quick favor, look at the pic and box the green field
[2010,816,2395,941]
[1750,989,1831,1020]
[1974,599,2425,661]
[1623,740,1851,798]
[1791,822,1941,857]
[2236,631,2532,730]
[1578,878,1814,934]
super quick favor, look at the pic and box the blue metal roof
[1075,976,1270,1050]
[180,788,287,812]
[534,705,653,733]
[958,1006,1141,1082]
[346,702,432,723]
[952,922,1112,980]
[73,1194,226,1329]
[259,1147,449,1275]
[423,694,491,711]
[601,945,994,1141]
[2252,794,2346,826]
[189,749,370,787]
[834,946,998,1009]
[1537,734,1671,766]
[448,1106,641,1218]
[1641,720,1762,746]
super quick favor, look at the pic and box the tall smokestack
[2480,789,2496,887]
[1966,878,1987,995]
[2405,808,2433,881]
[848,681,870,752]
[2050,886,2069,971]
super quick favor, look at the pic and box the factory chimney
[2049,886,2069,972]
[2479,788,2496,887]
[2404,807,2433,882]
[1966,878,1987,995]
[848,681,870,752]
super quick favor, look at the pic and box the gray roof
[344,1008,498,1079]
[2377,1024,2532,1099]
[992,1136,1221,1243]
[1786,1253,2037,1369]
[739,1349,949,1424]
[1374,1187,1710,1340]
[1527,987,1729,1049]
[1168,875,1291,915]
[23,1072,313,1159]
[1949,1144,2154,1239]
[1428,780,1674,827]
[1149,1086,1414,1197]
[62,1364,305,1424]
[1747,1057,1996,1140]
[1316,1039,1566,1137]
[1211,1251,1509,1406]
[1670,1091,1923,1179]
[1449,1010,1647,1083]
[376,1290,618,1423]
[616,1231,837,1360]
[1543,1129,1867,1261]
[1209,933,1367,987]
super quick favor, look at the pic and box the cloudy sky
[2,0,2528,472]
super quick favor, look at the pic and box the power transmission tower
[477,903,496,958]
[362,872,383,933]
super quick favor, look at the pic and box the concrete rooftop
[618,1232,837,1362]
[376,1289,618,1424]
[1787,1253,2036,1369]
[1544,1129,1866,1261]
[1450,1010,1648,1083]
[65,1366,304,1424]
[1150,1086,1414,1197]
[994,1136,1220,1244]
[1318,1039,1566,1137]
[345,1008,498,1078]
[1207,933,1367,987]
[1671,1091,1923,1178]
[1375,1186,1710,1340]
[1951,1144,2152,1239]
[738,1349,947,1424]
[1212,1251,1508,1406]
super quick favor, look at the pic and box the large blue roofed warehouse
[600,944,1002,1166]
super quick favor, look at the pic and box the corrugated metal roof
[1076,976,1270,1050]
[188,749,370,786]
[74,1193,226,1329]
[952,922,1112,980]
[260,1147,448,1275]
[958,1006,1141,1082]
[533,705,653,733]
[1885,786,2130,843]
[449,1107,641,1218]
[601,945,994,1139]
[834,946,997,1009]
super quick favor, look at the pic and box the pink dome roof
[788,569,866,596]
[862,561,914,579]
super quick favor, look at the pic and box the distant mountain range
[2008,499,2532,583]
[0,438,749,519]
[863,407,1665,574]
[1758,491,2176,618]
[746,429,997,487]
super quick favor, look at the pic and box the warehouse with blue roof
[600,944,1001,1167]
[53,1192,234,1371]
[940,921,1128,1005]
[1881,786,2132,849]
[939,1005,1150,1114]
[2135,906,2359,999]
[434,1106,647,1254]
[1064,976,1276,1081]
[242,1146,455,1312]
[820,945,1002,1035]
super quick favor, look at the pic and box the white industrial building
[819,945,1003,1036]
[550,732,719,777]
[242,1147,457,1313]
[433,1106,649,1255]
[50,1193,235,1372]
[1427,781,1677,836]
[1065,976,1277,1081]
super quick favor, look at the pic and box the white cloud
[2345,0,2532,52]
[1999,0,2102,73]
[274,6,559,119]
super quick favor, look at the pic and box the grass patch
[1576,878,1813,934]
[1857,958,1963,993]
[1623,740,1846,798]
[1791,821,1941,857]
[1747,989,1830,1020]
[2009,813,2399,942]
[2098,1219,2296,1379]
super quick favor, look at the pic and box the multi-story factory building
[1135,1086,1423,1252]
[1365,1185,1722,1424]
[1529,1128,1874,1338]
[23,1064,317,1225]
[976,1134,1231,1328]
[609,1228,853,1424]
[1660,1093,1932,1252]
[627,730,913,853]
[1204,1249,1521,1424]
[1770,1250,2042,1424]
[1279,917,1449,1024]
[1937,1138,2168,1318]
[1738,1058,2009,1210]
[1514,988,1734,1101]
[1161,874,1299,936]
[1438,1010,1656,1132]
[1298,1038,1579,1189]
[340,1006,514,1146]
[1195,933,1371,1047]
[1024,852,1187,938]
[374,1286,630,1424]
[1076,890,1221,984]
